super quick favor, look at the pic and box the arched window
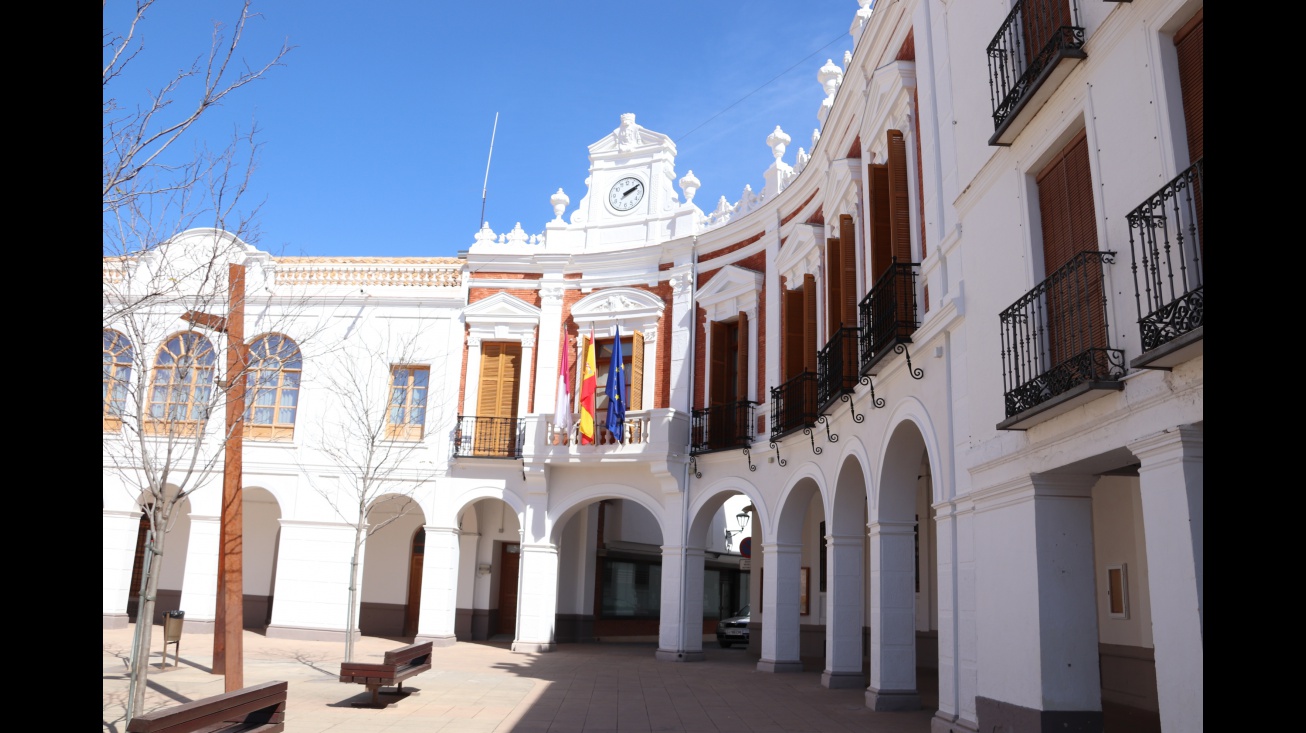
[146,332,217,433]
[244,333,302,441]
[103,329,133,432]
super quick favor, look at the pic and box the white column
[177,514,220,631]
[103,509,142,627]
[823,535,864,688]
[517,336,535,418]
[973,475,1100,723]
[656,545,705,661]
[512,542,558,653]
[457,530,480,639]
[757,542,803,672]
[932,499,980,731]
[464,336,483,417]
[416,526,459,646]
[535,284,565,411]
[1131,425,1202,733]
[265,520,361,641]
[867,520,920,709]
[667,269,694,413]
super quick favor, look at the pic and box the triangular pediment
[696,265,764,306]
[588,114,677,159]
[572,287,664,320]
[463,292,541,324]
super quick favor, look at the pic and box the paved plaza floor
[102,623,940,733]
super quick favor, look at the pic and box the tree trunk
[343,525,364,662]
[129,510,168,718]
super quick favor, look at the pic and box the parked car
[716,604,750,648]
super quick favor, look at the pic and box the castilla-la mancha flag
[578,326,598,444]
[553,325,572,437]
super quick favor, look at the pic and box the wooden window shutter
[498,343,520,419]
[803,273,818,374]
[477,343,520,419]
[629,331,644,410]
[710,321,727,405]
[735,311,749,402]
[477,344,502,416]
[839,214,858,326]
[1175,9,1203,163]
[887,130,912,265]
[868,163,891,280]
[1037,130,1104,364]
[783,287,804,381]
[826,236,842,336]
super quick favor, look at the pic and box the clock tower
[556,113,702,250]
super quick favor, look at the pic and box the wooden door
[475,343,521,455]
[403,528,425,637]
[126,511,150,622]
[497,542,521,636]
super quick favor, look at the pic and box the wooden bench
[126,679,288,733]
[339,640,433,708]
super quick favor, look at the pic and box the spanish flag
[578,326,598,444]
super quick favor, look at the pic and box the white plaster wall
[1092,475,1153,648]
[615,499,662,546]
[360,501,427,605]
[243,489,281,596]
[555,505,593,615]
[267,521,360,631]
[103,511,142,615]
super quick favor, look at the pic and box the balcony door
[709,315,748,448]
[475,342,520,456]
[1036,129,1105,367]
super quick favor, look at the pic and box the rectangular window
[386,365,429,441]
[600,558,661,618]
[1107,563,1129,619]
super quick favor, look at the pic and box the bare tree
[103,231,337,723]
[104,1,292,719]
[103,0,293,324]
[302,326,437,663]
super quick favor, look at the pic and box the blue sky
[105,1,865,259]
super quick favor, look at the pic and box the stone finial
[812,128,821,149]
[550,188,570,221]
[680,170,701,204]
[507,222,528,246]
[818,59,844,97]
[475,222,496,244]
[767,126,792,162]
[844,49,853,68]
[856,0,874,29]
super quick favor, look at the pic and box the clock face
[608,176,644,212]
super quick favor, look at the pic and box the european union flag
[605,325,626,441]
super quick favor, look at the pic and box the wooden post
[210,264,246,690]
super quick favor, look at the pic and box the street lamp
[724,510,750,551]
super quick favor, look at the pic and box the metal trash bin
[163,610,184,668]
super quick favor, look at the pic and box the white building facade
[103,2,1202,732]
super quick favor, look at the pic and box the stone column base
[822,670,865,689]
[655,649,705,662]
[414,634,458,648]
[757,659,804,673]
[932,711,980,733]
[104,613,129,630]
[512,640,556,653]
[867,687,921,711]
[266,624,355,642]
[975,696,1103,732]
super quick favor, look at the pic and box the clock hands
[624,185,639,197]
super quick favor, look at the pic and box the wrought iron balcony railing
[453,415,525,459]
[999,251,1124,424]
[770,372,819,440]
[817,327,861,414]
[858,261,920,376]
[690,400,757,455]
[987,0,1085,144]
[1127,158,1203,364]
